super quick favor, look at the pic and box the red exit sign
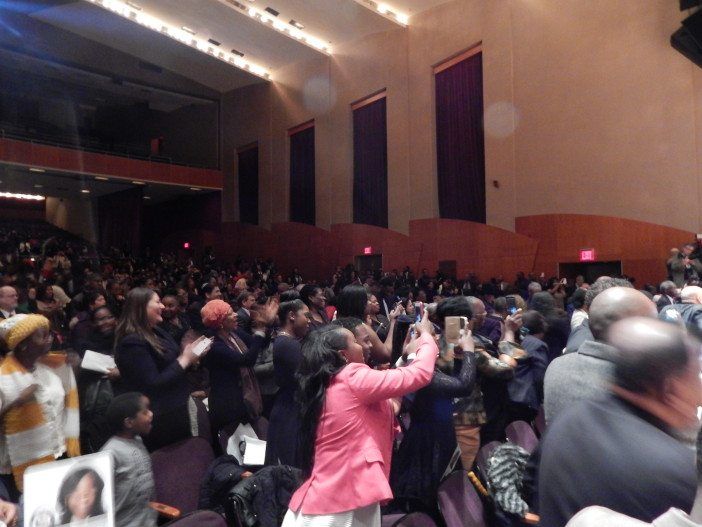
[363,246,373,255]
[579,248,596,262]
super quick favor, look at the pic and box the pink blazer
[288,332,438,514]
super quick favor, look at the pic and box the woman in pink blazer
[283,316,438,526]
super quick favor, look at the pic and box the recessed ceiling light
[95,176,110,181]
[181,26,196,35]
[126,1,142,10]
[131,181,146,185]
[0,191,44,201]
[29,168,45,173]
[33,184,43,188]
[290,20,304,29]
[81,189,90,194]
[143,196,152,200]
[189,187,202,191]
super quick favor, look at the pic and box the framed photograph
[23,452,114,527]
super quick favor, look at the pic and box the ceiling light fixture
[217,0,331,54]
[126,1,141,10]
[289,20,304,29]
[0,191,44,201]
[143,196,152,200]
[189,187,202,191]
[29,168,45,173]
[131,180,146,185]
[83,0,271,79]
[352,0,409,27]
[81,189,91,194]
[95,176,110,181]
[33,184,43,188]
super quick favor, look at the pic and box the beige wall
[45,197,98,244]
[220,0,699,234]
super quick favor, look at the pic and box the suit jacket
[236,307,252,334]
[655,295,676,313]
[539,394,696,527]
[543,339,616,425]
[288,332,438,515]
[564,318,593,354]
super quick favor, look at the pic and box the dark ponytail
[296,325,348,476]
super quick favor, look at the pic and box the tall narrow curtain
[289,126,315,225]
[238,146,259,225]
[435,52,485,223]
[98,187,143,253]
[353,97,388,228]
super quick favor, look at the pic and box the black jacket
[199,455,248,514]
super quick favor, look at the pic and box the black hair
[89,305,114,324]
[584,278,632,308]
[333,316,364,333]
[279,289,300,302]
[335,285,368,319]
[530,292,557,316]
[105,392,145,433]
[237,290,255,307]
[521,310,547,335]
[278,299,307,326]
[85,289,105,309]
[434,296,473,325]
[201,283,217,296]
[568,288,587,310]
[57,467,105,523]
[297,325,348,477]
[300,284,322,308]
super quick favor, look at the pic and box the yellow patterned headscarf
[0,314,50,351]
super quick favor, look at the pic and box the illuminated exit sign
[363,246,373,255]
[579,248,596,262]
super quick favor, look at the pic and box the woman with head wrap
[201,298,278,435]
[0,314,80,494]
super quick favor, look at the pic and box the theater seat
[437,471,487,527]
[151,437,215,515]
[505,421,539,454]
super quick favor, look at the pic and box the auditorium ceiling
[25,0,452,91]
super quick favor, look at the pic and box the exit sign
[579,248,596,262]
[363,246,372,255]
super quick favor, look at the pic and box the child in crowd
[101,393,157,527]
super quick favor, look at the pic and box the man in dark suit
[539,318,701,527]
[0,286,22,319]
[655,280,678,312]
[659,285,702,334]
[236,291,256,335]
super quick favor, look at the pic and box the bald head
[680,286,702,304]
[606,318,692,394]
[589,287,656,341]
[0,286,18,312]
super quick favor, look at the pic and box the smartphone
[192,336,213,357]
[560,278,567,285]
[506,296,517,315]
[444,316,468,345]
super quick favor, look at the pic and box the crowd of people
[0,220,701,527]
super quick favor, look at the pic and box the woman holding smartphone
[283,314,438,527]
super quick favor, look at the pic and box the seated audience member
[544,286,656,425]
[564,277,633,354]
[471,295,502,345]
[102,392,157,527]
[283,317,437,526]
[158,294,191,345]
[0,286,23,319]
[567,426,702,527]
[507,310,548,423]
[266,299,310,467]
[115,288,208,451]
[77,305,120,453]
[539,318,701,527]
[377,277,400,318]
[200,298,276,434]
[300,284,329,329]
[366,293,390,341]
[659,285,702,333]
[236,291,257,335]
[390,316,476,517]
[32,282,67,340]
[0,314,80,493]
[656,280,679,312]
[529,292,570,362]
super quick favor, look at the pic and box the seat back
[151,437,215,515]
[437,471,487,527]
[166,510,226,526]
[505,420,539,454]
[475,440,501,478]
[395,512,438,527]
[193,397,212,444]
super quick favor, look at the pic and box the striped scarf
[0,352,80,490]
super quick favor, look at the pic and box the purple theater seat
[437,471,487,527]
[151,437,215,515]
[476,440,501,478]
[165,510,226,526]
[381,513,405,527]
[395,512,438,526]
[505,420,539,454]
